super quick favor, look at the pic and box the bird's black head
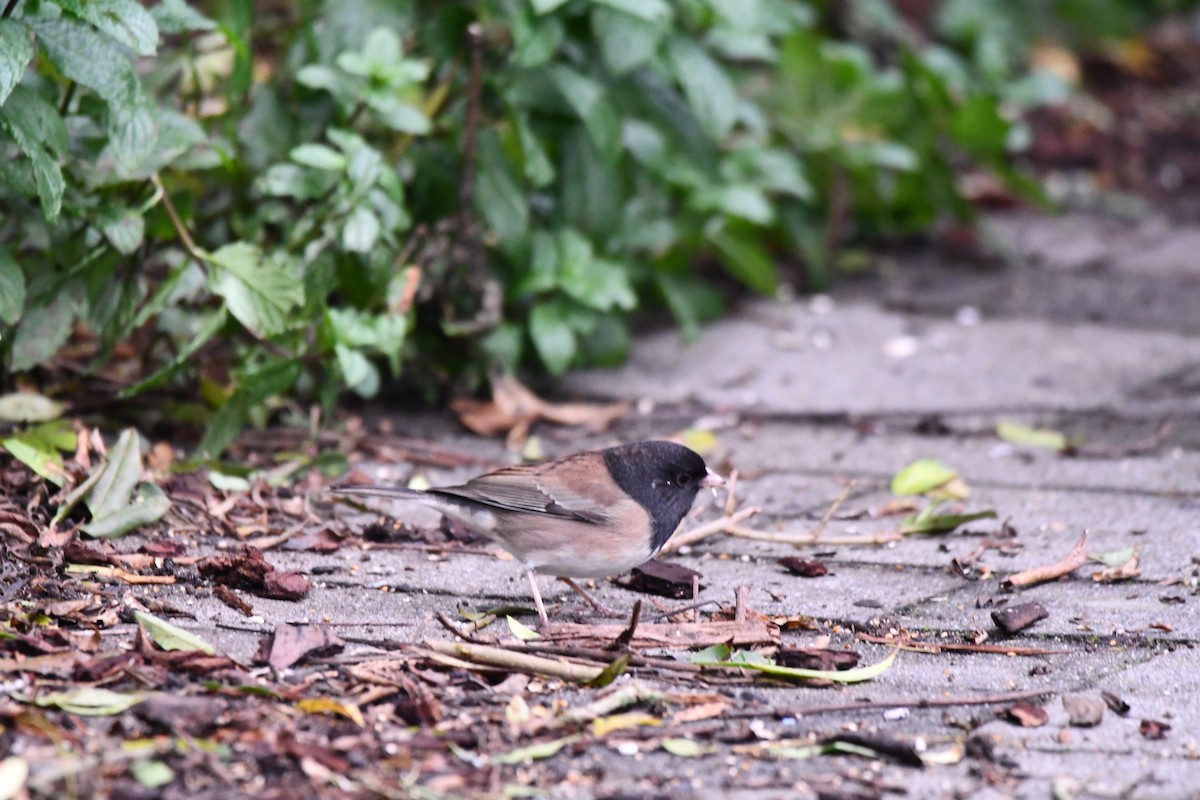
[602,441,719,553]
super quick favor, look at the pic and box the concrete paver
[131,210,1200,797]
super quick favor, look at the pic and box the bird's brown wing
[430,451,637,524]
[429,454,607,523]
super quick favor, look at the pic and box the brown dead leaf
[1092,553,1142,583]
[777,557,829,578]
[776,648,859,671]
[452,374,628,449]
[213,585,254,616]
[258,623,345,670]
[198,545,310,600]
[670,701,731,724]
[1004,702,1049,727]
[0,652,78,678]
[1139,718,1170,740]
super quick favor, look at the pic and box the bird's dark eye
[676,473,692,487]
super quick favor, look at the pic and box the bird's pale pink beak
[700,469,725,488]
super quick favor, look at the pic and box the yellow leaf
[591,712,661,738]
[296,697,364,727]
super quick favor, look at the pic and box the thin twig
[423,639,604,683]
[609,600,641,650]
[1,0,20,20]
[855,633,1070,657]
[720,687,1057,720]
[546,681,661,730]
[1003,532,1089,589]
[522,643,705,675]
[725,526,902,547]
[661,506,759,553]
[722,469,739,517]
[434,610,497,644]
[646,599,719,624]
[149,173,204,262]
[808,479,857,542]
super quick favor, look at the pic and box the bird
[332,440,724,624]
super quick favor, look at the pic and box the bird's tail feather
[330,484,426,500]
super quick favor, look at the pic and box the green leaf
[707,219,779,294]
[558,238,636,312]
[151,0,217,34]
[656,273,723,339]
[119,308,229,397]
[8,278,77,371]
[528,303,576,375]
[949,95,1010,162]
[130,760,174,789]
[661,738,707,757]
[690,643,732,663]
[82,428,143,520]
[82,482,170,538]
[342,206,381,253]
[98,207,145,255]
[901,508,997,535]
[560,126,621,237]
[55,0,159,56]
[506,615,541,641]
[334,344,379,397]
[0,19,34,106]
[35,688,146,716]
[134,611,216,655]
[492,735,580,765]
[2,422,75,486]
[667,36,739,141]
[996,420,1069,451]
[515,113,555,187]
[0,392,66,423]
[548,66,620,163]
[584,653,630,688]
[891,459,958,495]
[530,0,571,14]
[474,131,528,248]
[290,143,347,171]
[195,359,302,460]
[0,249,24,325]
[593,8,663,75]
[207,243,304,338]
[29,17,157,167]
[695,647,899,684]
[1089,546,1137,568]
[593,0,672,22]
[0,86,67,220]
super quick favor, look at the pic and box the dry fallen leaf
[452,374,628,449]
[1005,702,1049,728]
[1092,553,1142,583]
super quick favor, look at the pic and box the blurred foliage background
[0,0,1196,459]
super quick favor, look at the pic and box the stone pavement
[197,210,1199,798]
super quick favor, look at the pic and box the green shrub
[0,0,1128,457]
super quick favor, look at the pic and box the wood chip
[991,601,1049,634]
[1062,694,1104,727]
[627,561,703,599]
[1004,702,1049,727]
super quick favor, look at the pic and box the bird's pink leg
[525,568,550,625]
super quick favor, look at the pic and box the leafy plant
[0,0,1175,458]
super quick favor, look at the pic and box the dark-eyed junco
[333,440,723,624]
